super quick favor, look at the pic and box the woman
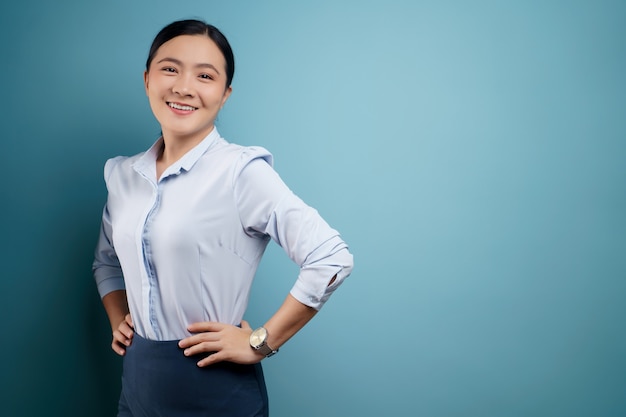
[92,19,353,417]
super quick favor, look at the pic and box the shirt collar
[133,128,222,181]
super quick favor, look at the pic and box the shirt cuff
[95,273,126,299]
[289,247,354,310]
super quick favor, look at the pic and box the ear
[220,85,233,109]
[143,71,149,95]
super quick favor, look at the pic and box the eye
[199,73,214,80]
[162,67,177,73]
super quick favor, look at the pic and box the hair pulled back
[146,19,235,87]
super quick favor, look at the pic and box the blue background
[1,1,625,416]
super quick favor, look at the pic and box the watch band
[256,342,278,358]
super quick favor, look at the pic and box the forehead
[152,35,226,67]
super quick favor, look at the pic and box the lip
[166,101,199,115]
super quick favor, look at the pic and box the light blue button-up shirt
[93,128,353,340]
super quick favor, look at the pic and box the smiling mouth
[167,102,198,111]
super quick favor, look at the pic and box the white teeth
[168,102,196,111]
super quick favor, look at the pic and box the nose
[172,75,194,97]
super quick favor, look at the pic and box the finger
[111,339,126,356]
[118,322,134,340]
[197,351,225,367]
[125,313,134,328]
[195,347,262,367]
[186,321,224,333]
[179,331,220,348]
[113,329,132,347]
[182,341,220,357]
[240,320,252,330]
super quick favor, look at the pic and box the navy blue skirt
[117,334,268,417]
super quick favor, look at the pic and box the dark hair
[146,19,235,87]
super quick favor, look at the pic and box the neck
[155,126,214,180]
[159,126,214,164]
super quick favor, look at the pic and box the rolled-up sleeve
[93,205,125,298]
[234,151,353,310]
[92,158,126,298]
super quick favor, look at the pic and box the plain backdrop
[1,1,625,416]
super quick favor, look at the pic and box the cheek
[147,90,163,110]
[146,88,168,120]
[147,82,171,109]
[147,75,169,94]
[212,90,230,108]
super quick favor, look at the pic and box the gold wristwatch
[249,327,279,358]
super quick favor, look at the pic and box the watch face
[250,327,268,348]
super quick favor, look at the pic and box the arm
[179,154,352,366]
[102,289,134,356]
[263,292,318,349]
[179,293,318,366]
[94,159,139,356]
[94,202,133,356]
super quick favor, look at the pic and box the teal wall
[1,1,625,416]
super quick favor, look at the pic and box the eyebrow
[156,57,221,74]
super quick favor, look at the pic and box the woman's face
[144,35,232,143]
